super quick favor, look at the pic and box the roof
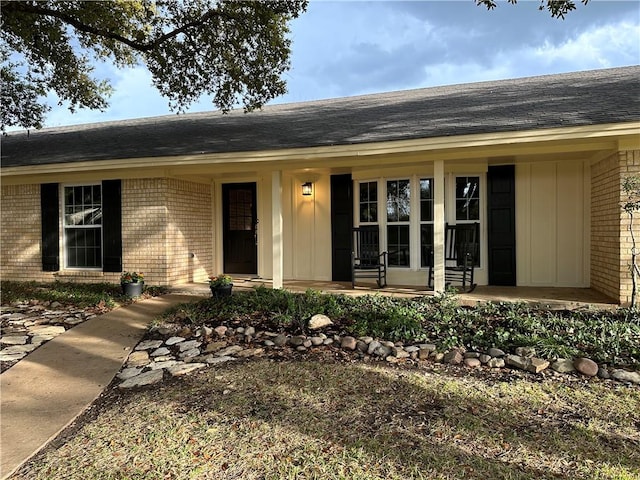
[2,66,639,168]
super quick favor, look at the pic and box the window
[455,176,480,267]
[63,185,102,268]
[456,176,480,221]
[420,178,434,267]
[359,181,378,223]
[386,179,410,267]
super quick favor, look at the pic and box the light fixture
[302,182,313,196]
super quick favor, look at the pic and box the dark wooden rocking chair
[428,222,479,293]
[352,226,387,288]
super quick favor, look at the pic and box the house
[1,66,639,304]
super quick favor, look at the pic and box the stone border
[117,321,640,388]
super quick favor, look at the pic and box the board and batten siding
[515,160,590,287]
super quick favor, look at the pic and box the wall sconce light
[302,182,313,196]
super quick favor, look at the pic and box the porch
[169,279,618,310]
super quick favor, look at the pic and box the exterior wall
[516,160,589,287]
[0,184,53,282]
[166,179,212,284]
[592,150,640,304]
[0,178,213,286]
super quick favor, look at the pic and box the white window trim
[354,173,486,273]
[61,183,103,271]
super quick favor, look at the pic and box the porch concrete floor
[170,279,618,310]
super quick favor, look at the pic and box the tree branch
[4,2,225,53]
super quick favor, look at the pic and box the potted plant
[209,274,233,298]
[120,271,144,297]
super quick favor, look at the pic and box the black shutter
[41,183,60,271]
[102,180,122,272]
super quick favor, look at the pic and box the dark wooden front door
[487,165,516,285]
[331,174,353,282]
[222,183,257,274]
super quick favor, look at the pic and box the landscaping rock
[356,340,368,353]
[574,357,598,377]
[418,344,437,353]
[117,367,143,380]
[487,347,506,357]
[341,336,357,350]
[244,326,256,337]
[373,345,392,358]
[310,336,324,346]
[367,340,382,355]
[216,345,244,357]
[308,314,333,330]
[526,358,549,374]
[611,369,640,384]
[551,359,576,374]
[206,355,236,365]
[505,354,528,370]
[118,369,163,389]
[444,349,463,365]
[515,347,536,358]
[597,366,611,379]
[127,350,150,366]
[464,352,481,359]
[236,348,264,358]
[464,358,481,368]
[149,360,178,370]
[479,354,492,364]
[0,336,28,345]
[167,363,206,377]
[487,357,505,368]
[135,340,163,351]
[165,336,185,345]
[150,347,171,357]
[204,341,227,353]
[273,334,288,347]
[213,326,228,337]
[290,336,306,347]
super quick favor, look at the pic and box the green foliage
[165,287,640,366]
[0,280,167,308]
[0,0,308,130]
[476,0,589,19]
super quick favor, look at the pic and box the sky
[42,0,640,128]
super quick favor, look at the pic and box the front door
[222,183,257,274]
[487,165,516,285]
[331,174,353,281]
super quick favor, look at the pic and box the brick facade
[591,149,640,305]
[0,178,213,286]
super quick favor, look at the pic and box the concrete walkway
[0,294,202,479]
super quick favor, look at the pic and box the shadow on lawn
[169,360,640,480]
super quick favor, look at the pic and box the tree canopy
[2,0,588,131]
[1,0,307,130]
[476,0,589,19]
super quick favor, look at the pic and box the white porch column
[271,170,284,289]
[433,160,445,292]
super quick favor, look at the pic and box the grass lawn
[12,358,640,480]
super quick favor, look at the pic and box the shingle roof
[2,66,638,168]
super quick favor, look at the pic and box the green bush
[163,287,640,367]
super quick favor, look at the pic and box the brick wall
[0,184,54,282]
[591,149,640,305]
[165,179,212,284]
[1,178,213,286]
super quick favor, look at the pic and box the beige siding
[516,160,589,287]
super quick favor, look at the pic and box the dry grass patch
[13,359,640,480]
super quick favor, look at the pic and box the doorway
[222,183,258,274]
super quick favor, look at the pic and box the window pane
[359,182,377,223]
[421,224,434,268]
[64,184,102,268]
[387,225,410,267]
[387,179,410,222]
[455,176,480,221]
[420,178,433,222]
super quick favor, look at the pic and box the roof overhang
[2,122,638,182]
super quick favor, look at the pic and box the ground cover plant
[1,280,168,311]
[13,359,640,480]
[165,287,640,368]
